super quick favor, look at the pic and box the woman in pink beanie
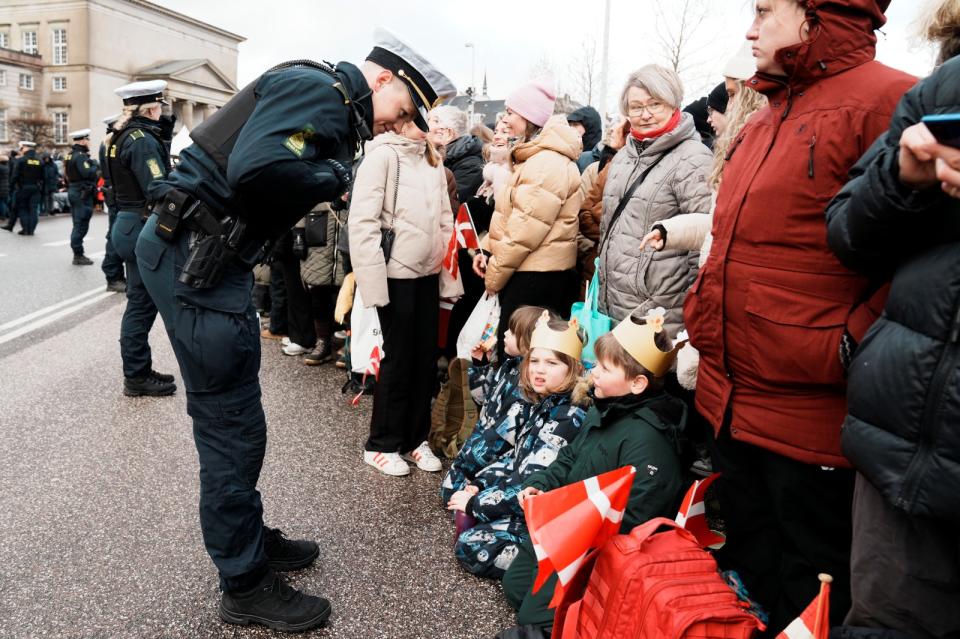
[473,80,583,363]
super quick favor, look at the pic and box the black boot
[72,254,94,266]
[123,375,176,397]
[264,527,319,571]
[105,280,127,293]
[148,368,175,384]
[219,571,331,632]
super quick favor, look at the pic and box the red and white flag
[777,576,832,639]
[443,203,481,279]
[522,465,636,608]
[675,472,725,548]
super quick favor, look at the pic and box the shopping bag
[349,287,384,376]
[570,260,612,364]
[456,292,500,360]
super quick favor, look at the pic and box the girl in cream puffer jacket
[349,127,463,472]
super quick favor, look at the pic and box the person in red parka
[682,0,915,633]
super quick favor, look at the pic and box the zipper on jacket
[807,135,817,179]
[896,300,960,510]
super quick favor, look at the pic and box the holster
[154,189,195,242]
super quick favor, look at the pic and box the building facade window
[19,73,33,90]
[20,110,33,119]
[0,70,6,86]
[0,32,8,49]
[52,28,67,65]
[52,76,66,92]
[0,109,7,142]
[22,30,37,55]
[53,112,68,145]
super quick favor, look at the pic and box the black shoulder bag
[598,153,666,258]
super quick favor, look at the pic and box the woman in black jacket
[825,20,960,638]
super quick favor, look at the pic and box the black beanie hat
[707,82,729,115]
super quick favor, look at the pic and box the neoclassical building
[0,0,243,151]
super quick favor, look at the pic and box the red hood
[754,0,890,94]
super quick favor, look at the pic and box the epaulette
[130,129,145,141]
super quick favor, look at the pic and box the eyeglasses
[627,101,667,117]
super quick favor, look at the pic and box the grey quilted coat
[298,202,347,288]
[598,113,712,335]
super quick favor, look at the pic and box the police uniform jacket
[108,116,170,211]
[65,144,98,190]
[11,150,44,190]
[152,61,373,242]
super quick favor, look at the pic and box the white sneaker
[282,341,308,356]
[402,442,442,472]
[281,336,291,346]
[364,450,410,476]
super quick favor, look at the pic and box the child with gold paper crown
[447,312,590,579]
[500,308,689,636]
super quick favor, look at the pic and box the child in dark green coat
[499,309,688,636]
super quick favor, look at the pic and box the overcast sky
[153,0,936,117]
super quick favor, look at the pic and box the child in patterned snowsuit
[447,314,588,578]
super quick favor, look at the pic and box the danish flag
[350,345,384,407]
[675,472,725,548]
[776,575,832,639]
[522,465,636,608]
[443,203,481,278]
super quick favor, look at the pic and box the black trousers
[366,275,439,453]
[495,269,577,363]
[275,232,315,349]
[709,425,854,636]
[306,284,337,340]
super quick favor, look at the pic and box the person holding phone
[825,19,960,635]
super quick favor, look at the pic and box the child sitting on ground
[447,312,588,579]
[440,306,550,506]
[501,309,688,635]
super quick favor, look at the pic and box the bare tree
[10,116,53,147]
[528,55,556,84]
[654,0,711,76]
[568,38,601,107]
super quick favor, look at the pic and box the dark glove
[158,114,178,142]
[325,159,352,198]
[839,329,858,371]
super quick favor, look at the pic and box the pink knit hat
[505,80,556,128]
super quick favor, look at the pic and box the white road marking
[42,240,71,247]
[0,287,112,333]
[0,291,116,346]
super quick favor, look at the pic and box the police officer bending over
[138,29,455,632]
[64,128,99,265]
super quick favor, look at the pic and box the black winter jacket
[0,162,8,198]
[444,135,484,205]
[826,56,960,523]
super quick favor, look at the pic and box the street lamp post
[465,42,476,121]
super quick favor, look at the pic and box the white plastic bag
[456,292,501,360]
[350,287,384,376]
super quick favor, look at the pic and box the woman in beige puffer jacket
[474,97,583,361]
[349,124,463,476]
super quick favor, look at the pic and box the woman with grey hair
[597,64,712,339]
[428,105,485,203]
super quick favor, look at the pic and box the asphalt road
[0,214,515,638]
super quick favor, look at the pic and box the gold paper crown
[529,311,583,360]
[611,308,687,377]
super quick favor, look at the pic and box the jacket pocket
[745,279,847,387]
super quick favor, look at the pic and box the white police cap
[102,113,121,126]
[366,27,457,132]
[69,128,92,140]
[115,80,169,106]
[18,141,36,148]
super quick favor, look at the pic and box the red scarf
[630,109,682,141]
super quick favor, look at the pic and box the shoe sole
[364,457,410,477]
[123,386,177,397]
[267,544,319,572]
[303,356,333,366]
[400,454,442,472]
[219,599,331,632]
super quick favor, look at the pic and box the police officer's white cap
[115,80,169,106]
[69,128,92,140]
[102,113,121,126]
[18,140,36,148]
[366,27,457,132]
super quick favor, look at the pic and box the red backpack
[552,518,763,639]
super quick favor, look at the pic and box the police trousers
[68,187,94,256]
[112,211,157,379]
[136,214,268,592]
[101,209,125,283]
[15,186,40,234]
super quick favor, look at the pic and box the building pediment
[135,59,237,105]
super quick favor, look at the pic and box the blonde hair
[104,103,159,147]
[708,84,767,188]
[918,0,960,64]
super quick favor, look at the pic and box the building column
[180,100,195,130]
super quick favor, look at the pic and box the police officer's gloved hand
[158,114,178,142]
[325,159,353,198]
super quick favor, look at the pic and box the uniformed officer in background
[100,113,127,293]
[136,28,455,632]
[64,128,99,265]
[104,80,176,398]
[4,141,42,235]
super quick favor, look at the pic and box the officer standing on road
[65,128,99,266]
[100,113,127,293]
[104,80,177,398]
[4,141,42,235]
[137,28,455,633]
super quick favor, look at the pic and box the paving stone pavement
[0,302,515,638]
